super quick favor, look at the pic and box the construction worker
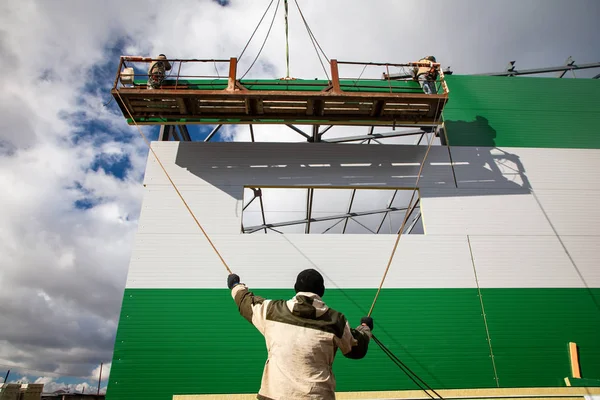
[228,268,373,400]
[413,55,438,95]
[147,54,171,89]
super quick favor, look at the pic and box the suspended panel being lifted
[111,57,449,127]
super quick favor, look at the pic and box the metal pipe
[337,60,441,68]
[249,125,255,142]
[305,188,314,233]
[285,124,311,140]
[97,363,103,395]
[342,190,357,234]
[244,206,408,233]
[473,62,600,77]
[121,56,230,63]
[113,57,124,89]
[204,124,223,142]
[323,129,424,143]
[376,190,398,234]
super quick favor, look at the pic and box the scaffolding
[111,57,449,127]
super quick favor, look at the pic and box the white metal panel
[533,190,600,236]
[560,236,600,288]
[143,142,456,188]
[468,236,587,288]
[420,189,553,235]
[137,185,243,234]
[450,146,600,190]
[126,234,476,289]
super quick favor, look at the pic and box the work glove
[360,316,374,331]
[227,274,241,290]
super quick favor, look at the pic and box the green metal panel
[480,288,600,387]
[131,78,423,93]
[107,288,600,399]
[443,76,600,149]
[107,288,494,400]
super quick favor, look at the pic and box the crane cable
[284,0,290,78]
[238,0,277,62]
[239,0,282,80]
[114,90,232,274]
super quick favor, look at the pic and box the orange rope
[368,79,446,316]
[115,90,232,274]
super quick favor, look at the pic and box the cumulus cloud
[0,0,598,387]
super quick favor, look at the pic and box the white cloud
[0,0,598,385]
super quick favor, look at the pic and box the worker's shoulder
[265,300,348,338]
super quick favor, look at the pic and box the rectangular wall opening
[242,187,423,234]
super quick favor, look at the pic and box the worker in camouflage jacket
[228,268,373,400]
[147,54,171,89]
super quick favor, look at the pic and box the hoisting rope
[284,0,290,78]
[365,86,447,400]
[114,90,232,274]
[367,89,444,317]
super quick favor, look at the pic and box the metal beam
[159,125,178,141]
[474,62,600,77]
[383,67,453,80]
[376,190,398,234]
[405,212,422,234]
[249,125,255,142]
[177,125,192,141]
[286,124,311,140]
[397,198,420,234]
[342,190,356,234]
[244,206,408,234]
[319,125,333,137]
[204,124,223,142]
[311,125,320,143]
[322,129,425,143]
[556,57,575,79]
[305,188,314,233]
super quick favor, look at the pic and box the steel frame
[242,187,422,235]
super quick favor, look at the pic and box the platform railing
[113,56,449,95]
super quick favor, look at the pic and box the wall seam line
[467,234,500,387]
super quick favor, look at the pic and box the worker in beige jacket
[228,269,373,400]
[413,55,438,95]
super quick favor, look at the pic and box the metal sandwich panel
[560,236,600,288]
[468,235,599,288]
[448,146,600,190]
[443,75,600,149]
[533,189,600,236]
[125,234,476,289]
[137,185,243,235]
[420,189,554,236]
[142,141,456,189]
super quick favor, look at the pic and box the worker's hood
[286,292,329,319]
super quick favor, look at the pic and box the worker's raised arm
[336,316,373,360]
[228,274,269,334]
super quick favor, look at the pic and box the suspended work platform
[112,57,449,127]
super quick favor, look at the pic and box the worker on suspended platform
[147,53,171,89]
[413,55,438,95]
[228,269,373,400]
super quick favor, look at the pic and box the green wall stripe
[107,288,600,400]
[443,75,600,149]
